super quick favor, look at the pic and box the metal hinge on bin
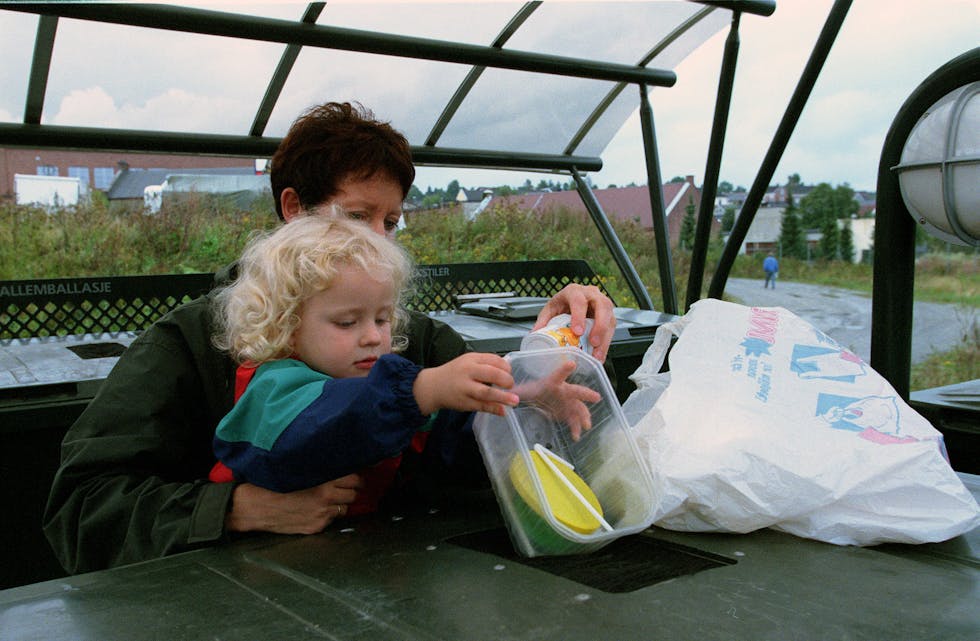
[454,294,549,321]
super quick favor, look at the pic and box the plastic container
[474,347,658,557]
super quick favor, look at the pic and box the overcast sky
[2,1,977,194]
[419,0,979,193]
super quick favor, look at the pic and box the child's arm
[413,352,599,439]
[412,352,519,417]
[215,356,437,492]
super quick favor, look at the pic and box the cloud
[49,86,251,134]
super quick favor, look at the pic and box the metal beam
[24,15,58,125]
[0,122,603,172]
[7,3,676,87]
[685,11,740,310]
[638,85,678,315]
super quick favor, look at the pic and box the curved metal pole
[708,0,852,300]
[871,48,980,399]
[686,11,740,310]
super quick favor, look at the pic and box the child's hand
[514,359,602,441]
[413,352,519,416]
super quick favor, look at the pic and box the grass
[2,197,977,390]
[910,306,979,390]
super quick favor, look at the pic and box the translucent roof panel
[314,2,523,45]
[505,1,711,62]
[0,12,39,122]
[263,48,475,142]
[0,1,735,167]
[40,19,282,134]
[436,68,615,154]
[435,3,730,156]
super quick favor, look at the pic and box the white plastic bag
[628,298,980,545]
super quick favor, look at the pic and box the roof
[489,182,693,226]
[457,187,492,202]
[107,166,257,200]
[485,179,714,245]
[0,2,763,171]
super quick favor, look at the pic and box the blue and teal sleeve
[214,355,431,492]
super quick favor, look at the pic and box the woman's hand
[225,473,363,534]
[413,352,518,416]
[533,284,616,362]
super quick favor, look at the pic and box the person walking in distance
[763,253,779,289]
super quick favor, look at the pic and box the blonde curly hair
[213,212,413,364]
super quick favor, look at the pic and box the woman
[43,101,617,573]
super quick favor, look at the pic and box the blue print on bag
[815,393,918,444]
[791,345,868,383]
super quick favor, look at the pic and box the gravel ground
[720,277,977,365]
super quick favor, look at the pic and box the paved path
[721,277,976,365]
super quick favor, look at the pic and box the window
[93,167,114,190]
[68,166,91,184]
[68,166,91,185]
[37,164,58,176]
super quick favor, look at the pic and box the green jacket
[42,272,469,574]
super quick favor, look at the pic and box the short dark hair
[269,102,415,220]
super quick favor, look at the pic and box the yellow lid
[509,449,603,534]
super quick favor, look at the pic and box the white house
[14,173,89,208]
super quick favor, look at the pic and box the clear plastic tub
[474,347,658,557]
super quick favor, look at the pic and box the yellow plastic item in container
[509,449,604,535]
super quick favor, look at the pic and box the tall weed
[3,198,977,387]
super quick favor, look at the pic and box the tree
[721,205,736,232]
[406,185,424,202]
[799,182,858,229]
[678,196,696,250]
[718,180,734,193]
[669,176,686,184]
[839,221,855,263]
[779,191,807,259]
[446,179,461,200]
[866,222,876,264]
[818,214,840,260]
